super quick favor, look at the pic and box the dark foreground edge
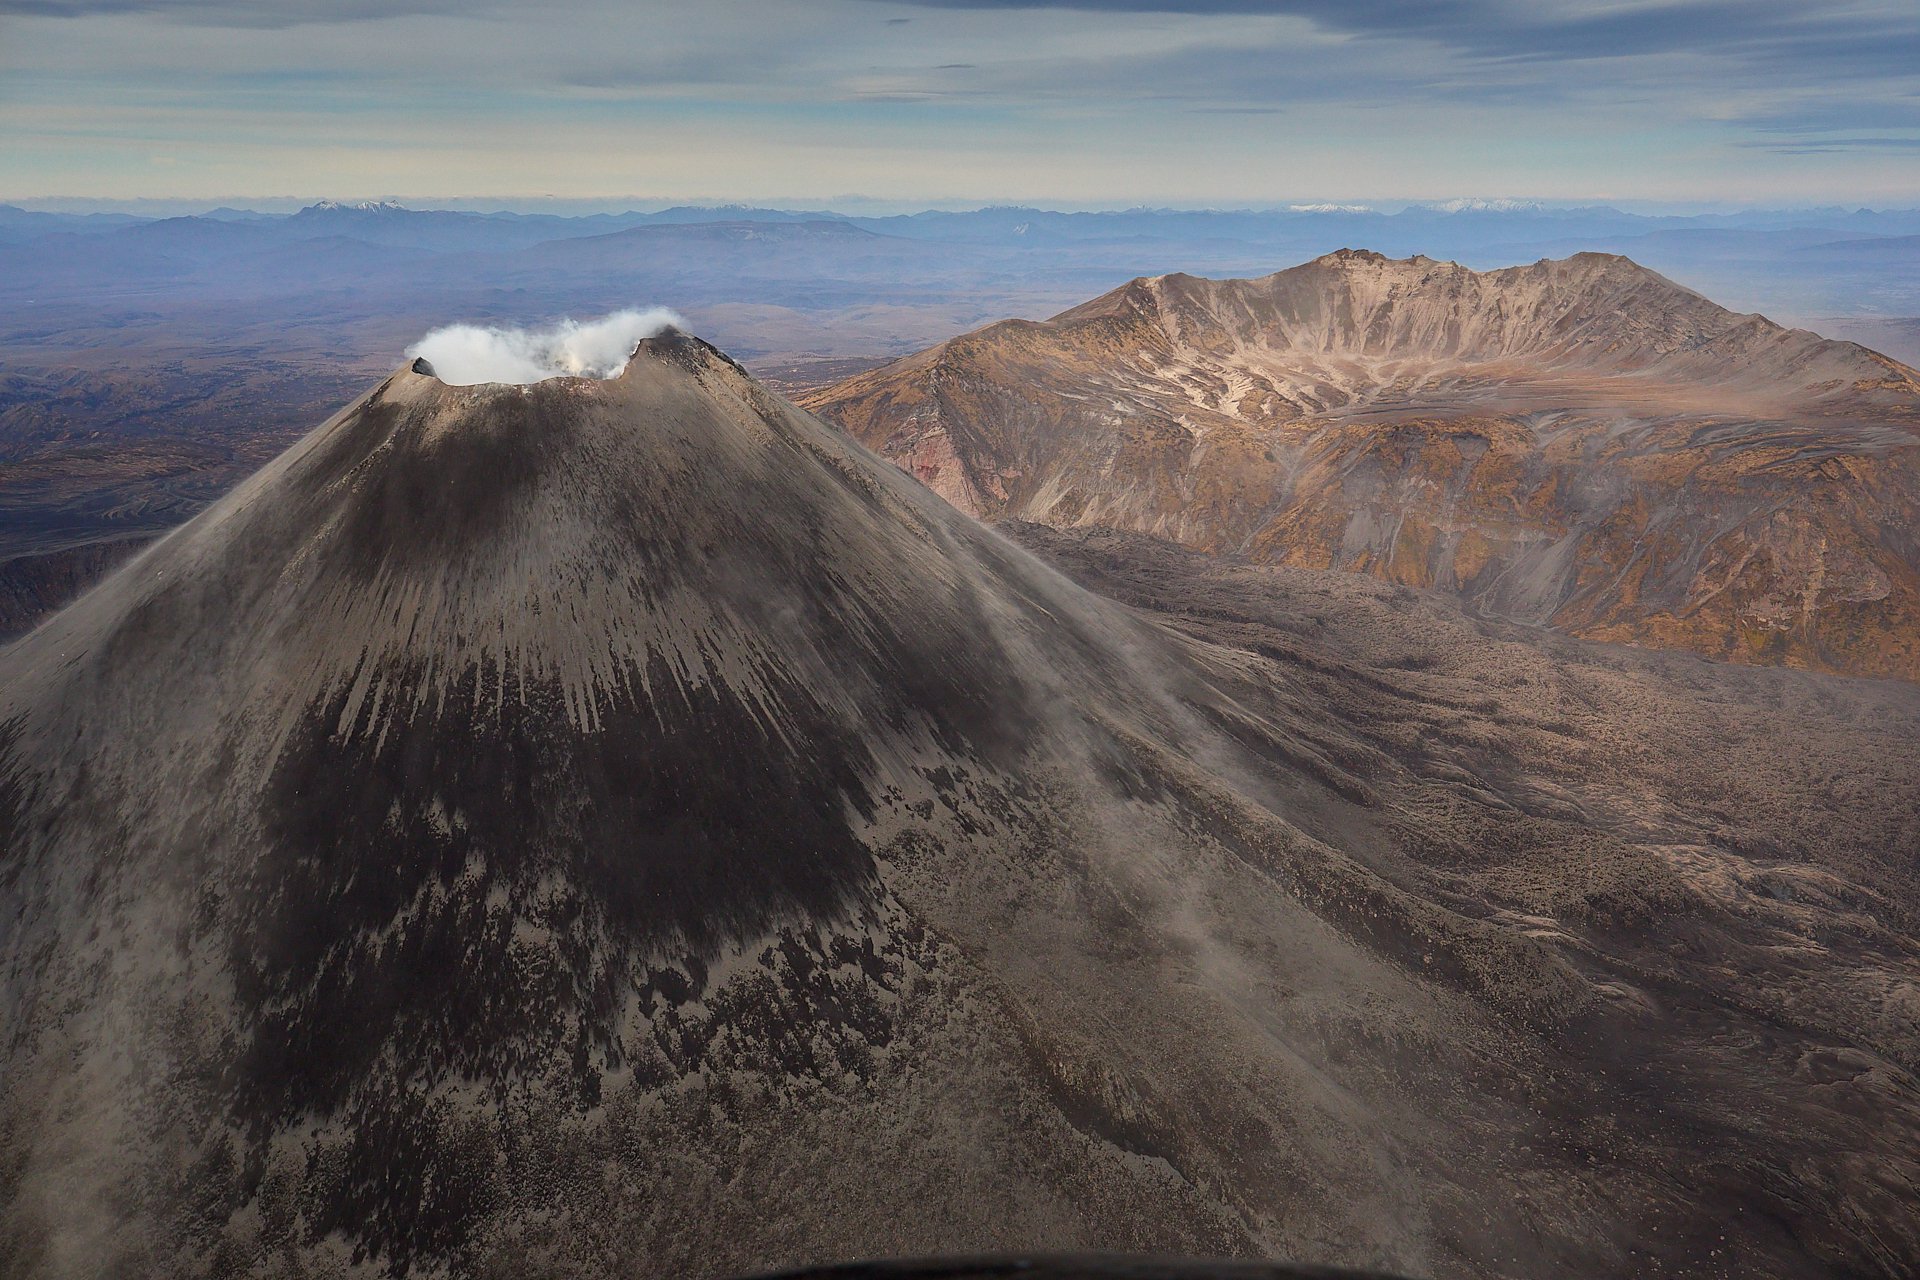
[742,1256,1413,1280]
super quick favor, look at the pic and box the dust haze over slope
[806,250,1920,681]
[2,331,1918,1279]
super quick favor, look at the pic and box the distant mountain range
[8,196,1920,254]
[7,197,1920,322]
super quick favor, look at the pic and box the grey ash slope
[3,333,1919,1280]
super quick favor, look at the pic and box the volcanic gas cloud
[407,308,684,385]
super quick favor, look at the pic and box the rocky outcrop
[806,252,1920,680]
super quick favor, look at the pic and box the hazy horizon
[8,194,1920,218]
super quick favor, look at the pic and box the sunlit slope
[808,251,1920,680]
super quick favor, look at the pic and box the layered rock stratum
[804,251,1920,680]
[2,333,1917,1279]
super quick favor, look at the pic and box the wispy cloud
[1744,137,1920,154]
[1,0,1915,203]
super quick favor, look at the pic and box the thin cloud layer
[3,0,1917,201]
[408,309,683,385]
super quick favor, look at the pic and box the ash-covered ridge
[0,329,1234,1275]
[3,327,1918,1280]
[0,328,1090,1118]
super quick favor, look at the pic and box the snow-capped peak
[306,199,409,214]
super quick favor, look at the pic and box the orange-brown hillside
[805,251,1920,681]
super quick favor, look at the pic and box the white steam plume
[406,308,685,385]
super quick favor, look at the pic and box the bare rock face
[3,333,1918,1280]
[803,251,1920,681]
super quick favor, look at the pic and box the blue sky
[2,0,1917,206]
